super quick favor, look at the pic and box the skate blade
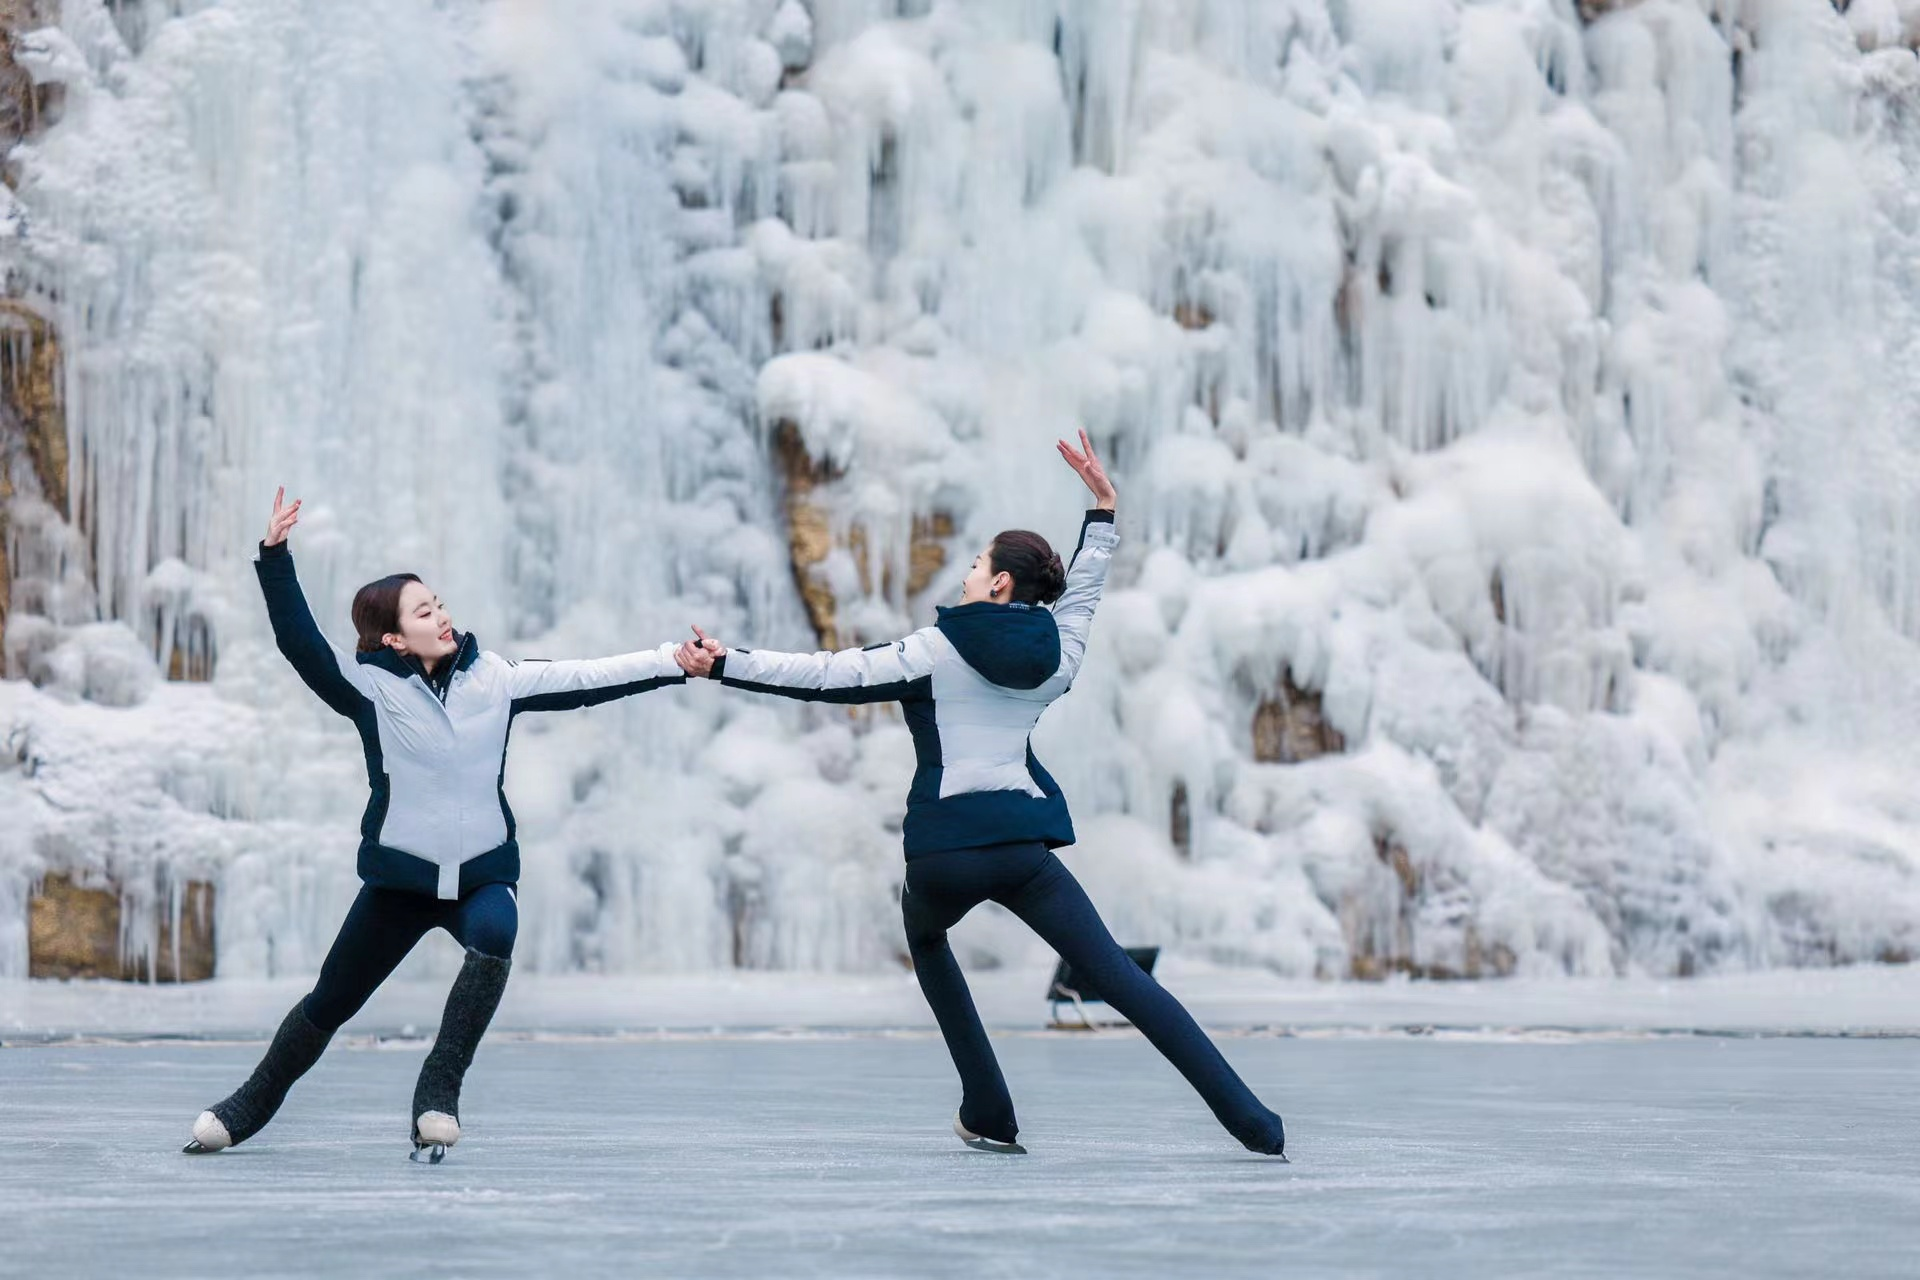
[410,1143,448,1165]
[953,1114,1026,1155]
[182,1140,220,1155]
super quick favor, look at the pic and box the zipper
[409,633,465,710]
[424,633,469,705]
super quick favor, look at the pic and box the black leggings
[302,883,518,1031]
[902,841,1285,1152]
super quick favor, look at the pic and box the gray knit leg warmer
[410,947,511,1143]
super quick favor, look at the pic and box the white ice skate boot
[183,1111,234,1154]
[411,1111,460,1164]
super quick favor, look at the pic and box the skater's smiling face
[386,582,457,664]
[352,573,456,667]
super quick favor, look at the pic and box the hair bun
[988,529,1066,605]
[1038,552,1067,605]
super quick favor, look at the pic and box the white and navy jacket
[256,541,685,899]
[709,511,1118,857]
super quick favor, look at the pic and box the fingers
[1056,431,1116,508]
[677,634,723,667]
[265,495,302,545]
[674,642,709,675]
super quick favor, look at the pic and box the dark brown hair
[988,530,1067,605]
[351,573,424,653]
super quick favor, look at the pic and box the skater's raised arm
[1051,430,1120,683]
[255,488,377,717]
[679,625,939,704]
[500,643,687,713]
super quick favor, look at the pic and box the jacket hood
[934,602,1060,690]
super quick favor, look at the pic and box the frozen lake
[5,1029,1915,1278]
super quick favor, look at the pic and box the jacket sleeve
[1051,510,1118,684]
[504,643,687,713]
[711,627,940,704]
[254,541,377,718]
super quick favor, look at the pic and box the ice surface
[4,1030,1917,1278]
[6,962,1919,1041]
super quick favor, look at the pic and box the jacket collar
[357,631,479,700]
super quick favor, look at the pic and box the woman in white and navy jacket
[186,489,686,1159]
[678,434,1286,1158]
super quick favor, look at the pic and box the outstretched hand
[265,486,301,546]
[1057,429,1116,511]
[675,625,726,677]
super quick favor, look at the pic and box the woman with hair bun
[676,433,1287,1158]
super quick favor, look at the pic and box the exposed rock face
[0,300,67,510]
[773,417,952,649]
[0,462,10,647]
[0,2,62,159]
[28,873,217,982]
[1577,0,1648,21]
[1340,837,1518,982]
[906,511,952,597]
[1251,671,1345,764]
[0,3,68,666]
[774,418,845,649]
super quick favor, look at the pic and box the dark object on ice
[1047,947,1159,1028]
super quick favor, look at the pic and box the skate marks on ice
[3,1036,1918,1278]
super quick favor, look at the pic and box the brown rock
[150,879,216,981]
[1251,671,1344,763]
[0,2,62,172]
[0,467,10,646]
[773,418,843,649]
[29,872,216,982]
[27,873,118,979]
[1576,0,1646,18]
[1341,836,1417,980]
[0,299,70,666]
[0,9,73,668]
[0,299,66,512]
[1461,924,1519,980]
[772,417,954,648]
[1172,300,1213,330]
[1341,836,1518,981]
[165,615,216,682]
[906,511,952,596]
